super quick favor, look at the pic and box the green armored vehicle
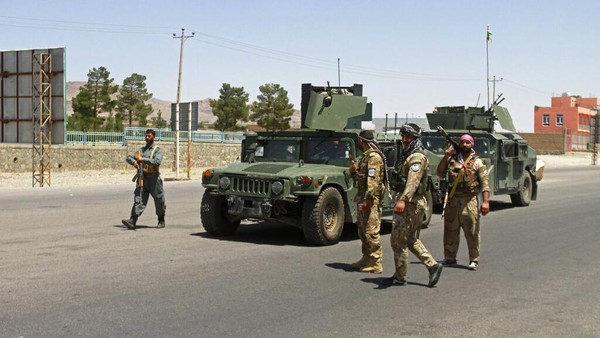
[421,102,540,207]
[201,83,395,246]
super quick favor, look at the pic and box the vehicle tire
[510,172,532,207]
[302,187,345,246]
[421,189,433,229]
[200,190,240,235]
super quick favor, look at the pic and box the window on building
[556,114,564,126]
[542,114,550,126]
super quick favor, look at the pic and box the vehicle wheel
[302,187,345,246]
[510,172,532,207]
[421,189,433,229]
[200,190,240,235]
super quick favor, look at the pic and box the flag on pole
[487,30,492,43]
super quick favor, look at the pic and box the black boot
[157,216,165,229]
[121,216,137,230]
[428,263,443,287]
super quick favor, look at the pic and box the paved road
[1,166,599,337]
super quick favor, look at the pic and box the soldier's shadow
[361,277,430,289]
[114,224,159,230]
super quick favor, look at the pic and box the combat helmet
[400,123,421,138]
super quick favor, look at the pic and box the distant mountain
[67,81,301,128]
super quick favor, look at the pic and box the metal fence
[66,128,245,145]
[66,131,126,145]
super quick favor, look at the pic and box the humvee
[200,83,397,246]
[421,102,540,207]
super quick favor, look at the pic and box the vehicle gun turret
[300,82,372,131]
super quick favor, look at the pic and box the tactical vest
[142,146,160,175]
[390,149,428,196]
[448,154,481,193]
[353,149,385,197]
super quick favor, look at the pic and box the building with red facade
[534,96,599,151]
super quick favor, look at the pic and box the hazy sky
[2,0,599,131]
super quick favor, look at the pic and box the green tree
[70,66,118,131]
[250,83,294,131]
[103,111,124,132]
[210,83,249,131]
[116,73,153,127]
[151,110,168,129]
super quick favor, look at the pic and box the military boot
[359,257,383,274]
[121,216,137,230]
[157,216,165,229]
[351,255,369,270]
[428,263,443,287]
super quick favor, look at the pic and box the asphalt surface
[1,165,599,337]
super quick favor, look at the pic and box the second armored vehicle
[421,102,541,208]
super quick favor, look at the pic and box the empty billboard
[0,47,66,144]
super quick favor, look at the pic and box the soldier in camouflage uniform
[388,124,443,287]
[436,133,490,271]
[122,129,167,230]
[349,130,386,273]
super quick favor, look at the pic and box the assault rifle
[436,126,459,219]
[132,151,144,197]
[436,126,459,152]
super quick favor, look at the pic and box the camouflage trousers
[356,197,383,260]
[443,193,480,262]
[390,201,437,280]
[130,175,166,219]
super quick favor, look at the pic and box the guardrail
[66,128,245,145]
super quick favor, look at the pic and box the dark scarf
[398,138,424,165]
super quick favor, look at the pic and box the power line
[1,15,481,82]
[503,79,551,96]
[4,14,553,91]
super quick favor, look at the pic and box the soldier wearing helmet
[388,123,443,287]
[349,129,386,273]
[436,133,490,271]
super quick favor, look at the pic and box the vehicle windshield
[254,139,298,162]
[304,139,352,166]
[423,136,490,156]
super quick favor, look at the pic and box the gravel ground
[0,152,597,189]
[0,168,202,189]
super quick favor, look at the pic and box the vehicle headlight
[219,176,231,190]
[271,181,284,195]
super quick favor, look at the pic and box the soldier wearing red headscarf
[436,133,490,271]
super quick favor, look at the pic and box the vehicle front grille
[231,177,271,195]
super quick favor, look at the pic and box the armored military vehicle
[200,83,395,246]
[421,100,540,207]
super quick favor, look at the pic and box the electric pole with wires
[173,28,194,179]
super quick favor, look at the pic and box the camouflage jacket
[447,153,490,196]
[352,148,385,202]
[395,151,428,205]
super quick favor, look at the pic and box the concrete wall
[0,141,241,173]
[520,132,565,154]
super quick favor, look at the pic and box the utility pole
[490,76,503,104]
[173,28,194,179]
[337,58,341,86]
[486,25,491,109]
[593,107,599,165]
